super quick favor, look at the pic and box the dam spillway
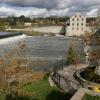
[0,32,26,44]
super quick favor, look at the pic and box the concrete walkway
[71,88,100,100]
[57,64,88,92]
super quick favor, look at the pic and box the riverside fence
[53,57,67,72]
[51,57,82,92]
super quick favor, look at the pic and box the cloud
[87,8,98,17]
[0,0,100,10]
[44,8,69,17]
[0,6,69,17]
[0,0,99,17]
[0,6,46,17]
[0,0,59,9]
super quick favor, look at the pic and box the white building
[66,13,86,36]
[24,22,32,27]
[97,7,100,17]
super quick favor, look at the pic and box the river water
[0,34,85,72]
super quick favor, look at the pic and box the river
[0,33,85,72]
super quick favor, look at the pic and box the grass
[19,75,72,100]
[0,74,72,100]
[0,92,5,100]
[82,93,100,100]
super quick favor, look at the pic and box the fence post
[62,57,63,70]
[58,74,60,87]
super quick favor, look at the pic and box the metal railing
[51,57,82,91]
[53,57,67,72]
[51,72,81,91]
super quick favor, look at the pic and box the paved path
[57,64,88,92]
[71,88,100,100]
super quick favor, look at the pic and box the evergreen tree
[67,44,78,65]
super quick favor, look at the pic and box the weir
[0,32,24,39]
[0,32,26,44]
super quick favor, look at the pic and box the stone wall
[6,26,92,36]
[32,26,64,34]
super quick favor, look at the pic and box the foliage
[0,16,70,31]
[82,93,100,100]
[81,29,100,75]
[0,74,72,100]
[5,93,35,100]
[18,76,72,100]
[66,44,79,65]
[81,67,100,83]
[0,41,31,93]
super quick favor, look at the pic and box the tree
[66,44,79,65]
[0,40,32,95]
[82,28,100,76]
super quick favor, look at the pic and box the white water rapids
[0,34,26,44]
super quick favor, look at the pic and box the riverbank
[0,74,72,100]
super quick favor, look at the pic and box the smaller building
[66,12,86,36]
[24,22,32,27]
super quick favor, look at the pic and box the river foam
[0,34,26,44]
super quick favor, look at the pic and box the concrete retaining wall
[32,26,63,34]
[6,26,92,36]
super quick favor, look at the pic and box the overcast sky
[0,0,100,17]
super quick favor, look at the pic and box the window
[77,23,79,26]
[75,15,77,18]
[77,28,79,30]
[72,23,74,26]
[82,23,83,26]
[77,18,79,21]
[72,18,74,21]
[82,18,84,21]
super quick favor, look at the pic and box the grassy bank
[19,75,72,100]
[82,94,100,100]
[0,74,72,100]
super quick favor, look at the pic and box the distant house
[24,22,32,27]
[66,12,86,36]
